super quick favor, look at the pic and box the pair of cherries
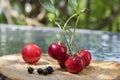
[48,43,92,74]
[21,43,91,74]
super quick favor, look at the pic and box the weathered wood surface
[0,54,120,80]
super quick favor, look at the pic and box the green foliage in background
[0,0,120,32]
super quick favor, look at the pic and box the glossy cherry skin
[79,49,91,67]
[48,43,67,60]
[65,55,84,74]
[57,54,70,68]
[74,54,86,67]
[22,44,41,64]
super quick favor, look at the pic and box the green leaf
[50,0,54,4]
[68,0,78,11]
[39,0,58,16]
[68,0,81,13]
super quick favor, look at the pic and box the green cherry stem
[63,13,78,31]
[63,33,72,56]
[55,22,63,44]
[55,13,80,56]
[65,29,78,51]
[55,22,72,55]
[69,14,80,48]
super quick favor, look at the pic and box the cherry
[65,55,84,74]
[48,43,67,60]
[22,44,42,64]
[76,49,91,67]
[57,54,70,68]
[57,60,66,68]
[74,54,86,67]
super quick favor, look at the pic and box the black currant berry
[37,68,43,74]
[46,66,54,74]
[42,69,48,75]
[27,66,34,74]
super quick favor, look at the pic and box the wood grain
[0,54,120,80]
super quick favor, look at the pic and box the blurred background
[0,0,120,32]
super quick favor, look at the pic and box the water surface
[0,24,120,63]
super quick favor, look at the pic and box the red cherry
[48,43,67,60]
[57,54,70,68]
[74,54,86,67]
[22,44,42,64]
[79,49,91,67]
[57,60,66,68]
[65,55,84,74]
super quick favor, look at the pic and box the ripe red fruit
[65,55,84,74]
[57,54,70,68]
[48,43,67,60]
[78,49,91,67]
[74,54,86,67]
[22,44,41,64]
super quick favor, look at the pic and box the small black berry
[47,66,54,72]
[37,68,43,74]
[27,66,34,74]
[46,66,54,74]
[42,69,48,75]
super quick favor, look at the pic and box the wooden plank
[0,54,120,80]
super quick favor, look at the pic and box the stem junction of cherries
[55,8,89,56]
